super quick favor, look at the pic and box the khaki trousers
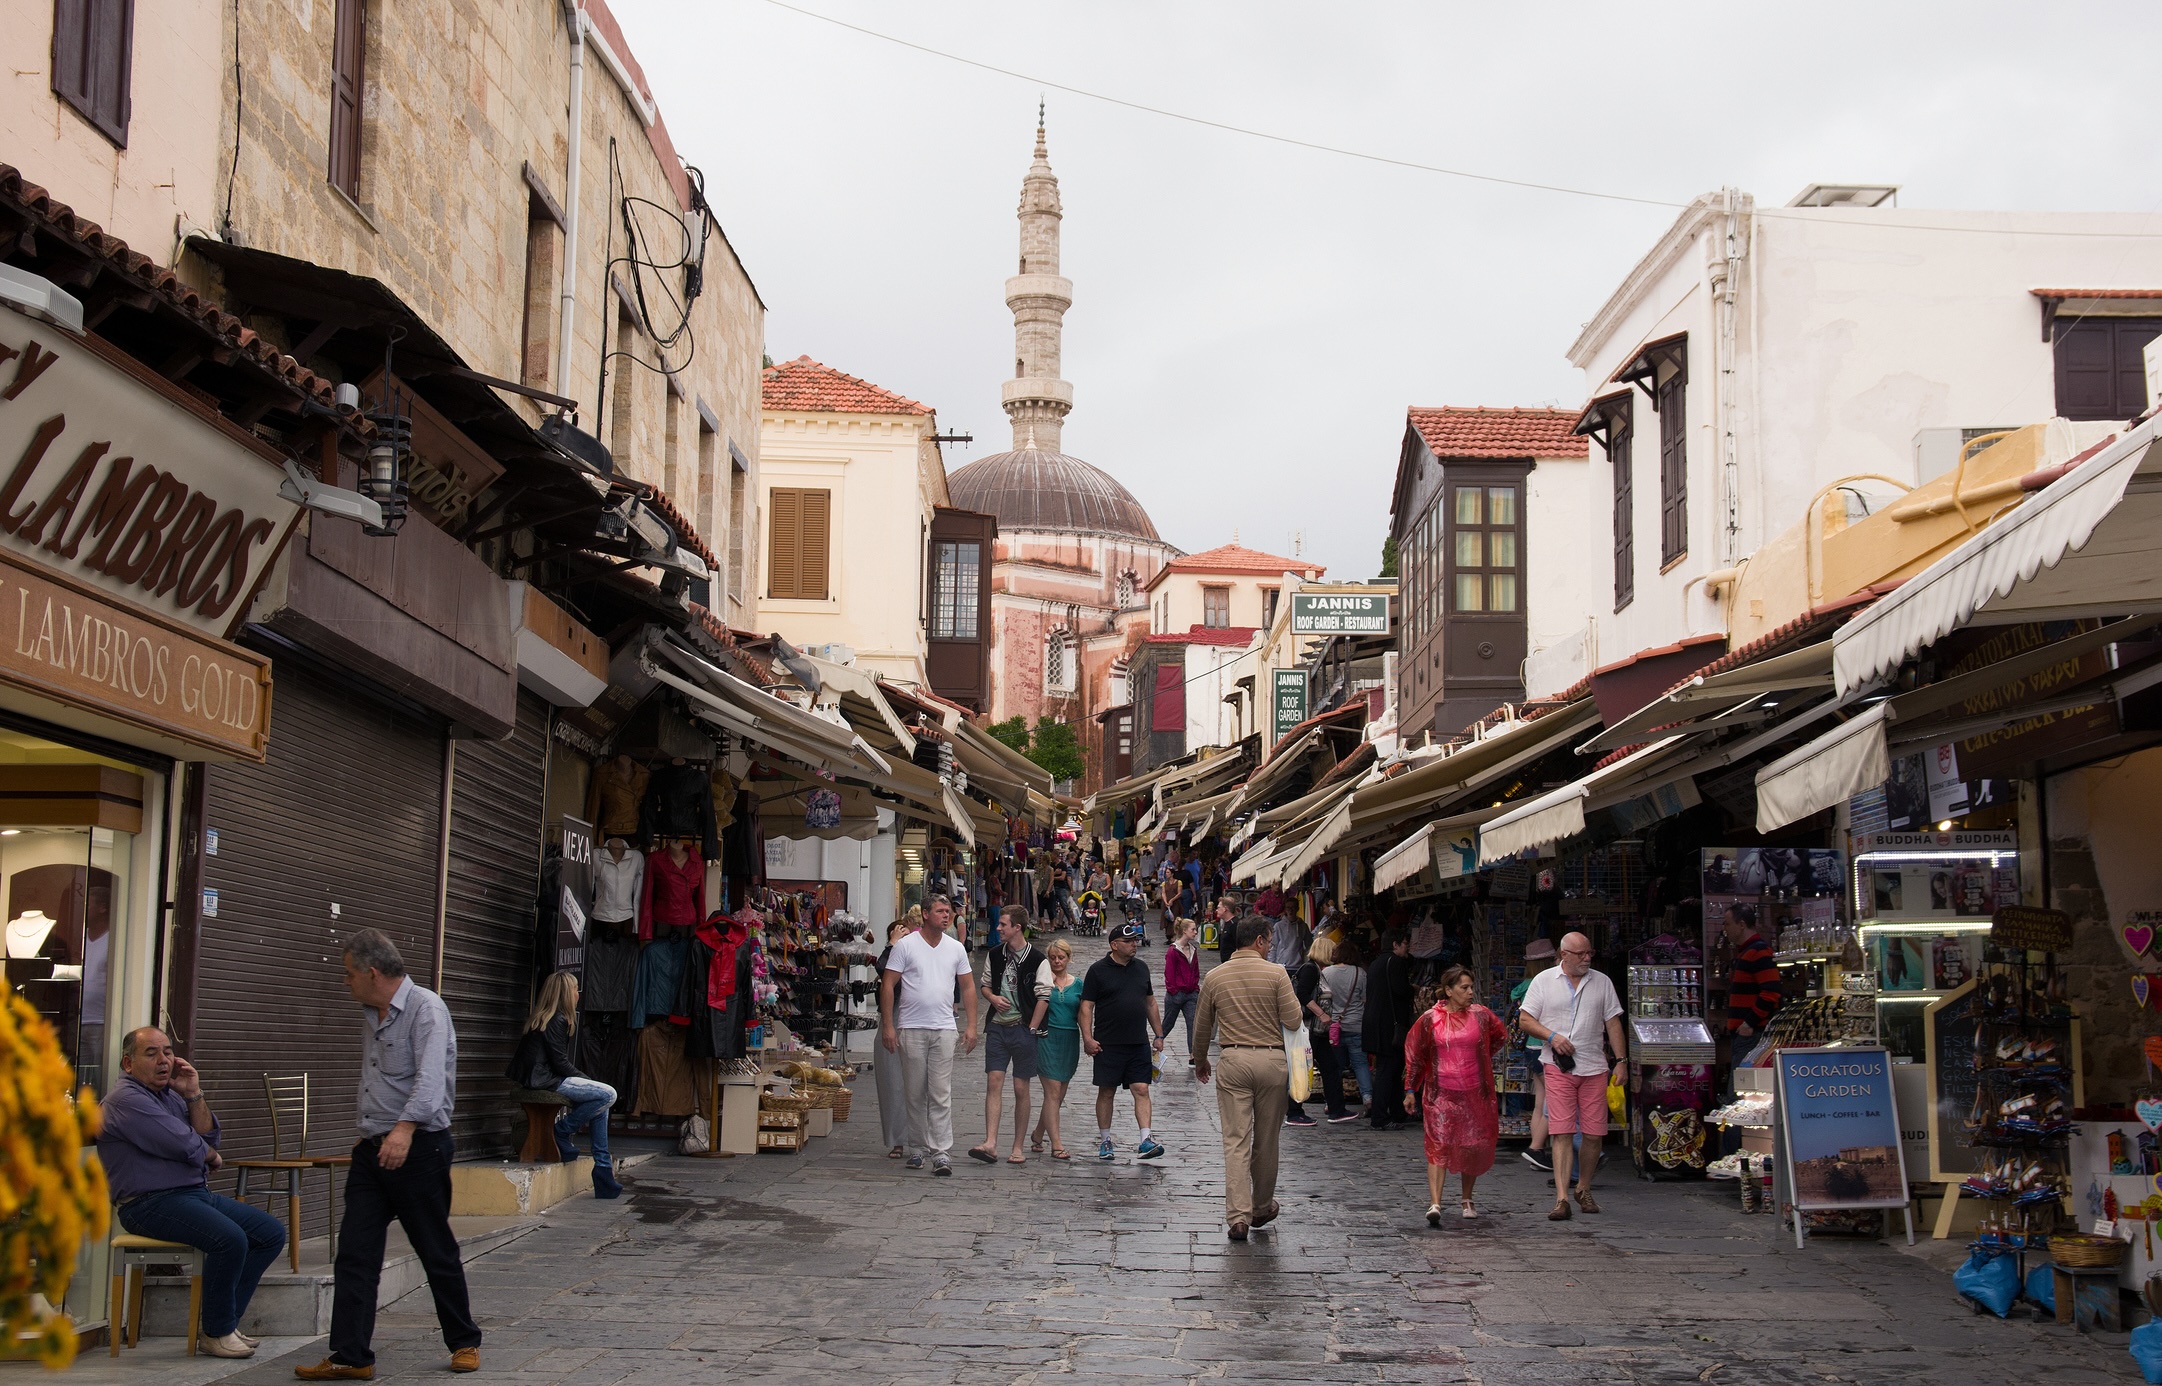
[1214,1047,1289,1225]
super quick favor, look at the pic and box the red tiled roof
[761,355,930,415]
[1408,406,1589,460]
[0,165,345,409]
[1163,544,1323,578]
[2030,288,2162,299]
[1144,626,1258,646]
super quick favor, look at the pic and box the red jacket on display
[640,847,705,940]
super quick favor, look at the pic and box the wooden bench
[510,1087,572,1164]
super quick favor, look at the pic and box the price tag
[2095,1219,2118,1237]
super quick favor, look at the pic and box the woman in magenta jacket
[1162,916,1202,1054]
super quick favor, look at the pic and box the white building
[1536,184,2162,697]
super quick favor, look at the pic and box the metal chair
[109,1233,201,1356]
[228,1074,350,1271]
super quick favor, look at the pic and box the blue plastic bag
[1954,1248,2018,1317]
[2022,1264,2055,1314]
[2130,1320,2162,1384]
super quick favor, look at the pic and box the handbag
[1284,1025,1313,1103]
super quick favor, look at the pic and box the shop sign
[1939,620,2117,779]
[1290,592,1388,635]
[1852,829,2017,855]
[1773,1045,1910,1213]
[1991,905,2073,951]
[0,543,271,759]
[1271,668,1306,743]
[0,306,302,640]
[556,814,594,970]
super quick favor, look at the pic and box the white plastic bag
[1284,1025,1313,1103]
[679,1113,711,1155]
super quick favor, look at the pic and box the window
[1658,365,1687,564]
[1202,585,1231,629]
[662,387,683,505]
[1117,713,1132,758]
[519,212,559,386]
[609,304,638,469]
[1448,485,1520,614]
[51,0,133,147]
[1262,587,1280,629]
[1115,570,1136,609]
[1150,662,1186,732]
[2054,318,2161,421]
[695,412,719,567]
[1046,631,1076,693]
[328,0,365,198]
[1608,399,1635,611]
[931,541,980,639]
[766,487,831,599]
[727,444,749,611]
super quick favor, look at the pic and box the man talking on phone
[1515,931,1625,1223]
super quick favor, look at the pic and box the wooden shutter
[328,0,365,197]
[1657,369,1687,564]
[1150,662,1186,733]
[766,488,830,600]
[2055,322,2115,420]
[51,0,134,147]
[1610,407,1634,611]
[2115,321,2158,418]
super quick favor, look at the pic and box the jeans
[329,1129,480,1368]
[898,1027,957,1160]
[554,1076,616,1171]
[118,1187,285,1337]
[1335,1034,1373,1105]
[1164,992,1199,1051]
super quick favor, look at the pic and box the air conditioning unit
[1912,427,2001,485]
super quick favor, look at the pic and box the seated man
[96,1027,285,1359]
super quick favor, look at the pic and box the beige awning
[1476,737,1690,865]
[1370,806,1499,893]
[1835,414,2162,695]
[1348,701,1602,829]
[1753,706,1893,833]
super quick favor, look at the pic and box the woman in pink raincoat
[1405,965,1507,1226]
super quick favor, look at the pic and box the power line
[754,0,2162,238]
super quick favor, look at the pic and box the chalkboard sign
[1923,981,1981,1183]
[1774,1046,1910,1211]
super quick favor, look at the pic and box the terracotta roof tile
[1408,406,1589,460]
[2030,288,2162,299]
[0,165,343,409]
[761,355,930,415]
[1144,625,1258,646]
[1163,543,1324,578]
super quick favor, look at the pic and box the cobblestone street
[62,934,2134,1386]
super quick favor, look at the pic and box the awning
[1371,823,1439,894]
[1754,706,1893,833]
[1582,641,1835,753]
[1834,415,2162,696]
[1279,791,1357,885]
[802,655,916,756]
[1231,727,1323,812]
[1476,738,1688,865]
[1085,764,1171,815]
[1346,701,1602,829]
[1228,835,1277,884]
[1160,751,1250,804]
[1371,807,1498,893]
[651,639,891,777]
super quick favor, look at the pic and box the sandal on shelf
[1426,1203,1442,1228]
[1573,1188,1601,1214]
[1548,1201,1573,1221]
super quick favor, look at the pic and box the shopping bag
[2131,1320,2162,1384]
[1284,1025,1312,1103]
[1953,1247,2018,1317]
[2022,1264,2055,1314]
[1606,1071,1626,1119]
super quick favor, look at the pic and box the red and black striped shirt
[1727,933,1781,1033]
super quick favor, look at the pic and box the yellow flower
[0,994,103,1368]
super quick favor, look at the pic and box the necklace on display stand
[6,911,57,959]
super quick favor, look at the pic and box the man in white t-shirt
[1515,931,1625,1222]
[880,895,980,1175]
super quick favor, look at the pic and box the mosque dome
[946,443,1160,542]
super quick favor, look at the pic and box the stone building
[945,115,1178,789]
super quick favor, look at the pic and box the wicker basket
[2051,1234,2130,1270]
[760,1091,815,1114]
[830,1089,852,1122]
[801,1086,839,1110]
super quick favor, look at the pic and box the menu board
[1774,1046,1909,1210]
[1923,981,1981,1183]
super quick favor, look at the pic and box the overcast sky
[613,0,2162,581]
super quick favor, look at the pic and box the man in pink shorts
[1516,931,1625,1221]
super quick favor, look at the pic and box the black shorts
[1093,1043,1154,1090]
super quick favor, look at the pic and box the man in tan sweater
[1192,915,1304,1241]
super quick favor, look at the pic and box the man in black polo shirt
[1080,922,1167,1162]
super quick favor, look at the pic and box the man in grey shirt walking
[296,929,481,1380]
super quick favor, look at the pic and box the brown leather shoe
[1252,1200,1280,1228]
[450,1347,481,1373]
[1227,1220,1249,1242]
[1573,1187,1601,1214]
[294,1362,374,1381]
[1547,1200,1572,1221]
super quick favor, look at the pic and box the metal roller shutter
[194,664,445,1243]
[438,690,549,1157]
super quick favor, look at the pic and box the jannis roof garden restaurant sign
[0,304,300,641]
[1290,592,1388,636]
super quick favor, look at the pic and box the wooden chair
[228,1074,350,1271]
[109,1233,201,1356]
[510,1087,572,1163]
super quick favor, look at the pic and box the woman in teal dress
[1029,938,1084,1159]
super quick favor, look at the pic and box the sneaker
[905,1155,924,1169]
[932,1158,952,1177]
[1137,1138,1165,1160]
[1326,1112,1359,1124]
[1096,1137,1116,1161]
[1284,1112,1317,1127]
[1521,1148,1553,1172]
[202,1332,256,1359]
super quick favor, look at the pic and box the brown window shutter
[1611,410,1634,612]
[767,488,801,598]
[52,0,134,147]
[800,489,831,600]
[328,0,365,197]
[1657,371,1687,564]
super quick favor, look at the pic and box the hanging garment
[630,933,690,1029]
[686,923,755,1062]
[587,756,649,839]
[710,766,738,831]
[639,848,705,941]
[643,760,719,859]
[720,787,765,884]
[590,847,643,925]
[632,1022,697,1117]
[580,920,639,1012]
[694,912,751,1009]
[574,1010,639,1109]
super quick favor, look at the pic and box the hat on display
[1524,938,1557,961]
[1111,922,1145,943]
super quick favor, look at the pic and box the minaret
[1003,104,1073,452]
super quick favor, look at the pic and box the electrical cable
[220,0,243,240]
[755,0,2162,238]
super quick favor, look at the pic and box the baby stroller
[1076,889,1106,937]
